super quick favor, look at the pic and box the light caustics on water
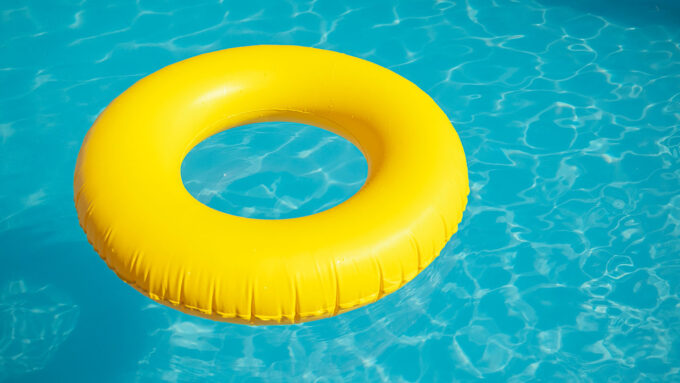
[1,0,679,381]
[0,281,79,381]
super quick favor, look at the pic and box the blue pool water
[2,0,680,382]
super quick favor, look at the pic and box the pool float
[74,45,469,324]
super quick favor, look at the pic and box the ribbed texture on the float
[75,170,469,325]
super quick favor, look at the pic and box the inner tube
[74,45,469,324]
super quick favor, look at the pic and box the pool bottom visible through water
[1,0,680,381]
[181,122,369,220]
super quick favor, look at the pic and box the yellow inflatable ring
[74,45,469,324]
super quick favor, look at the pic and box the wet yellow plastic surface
[74,45,469,324]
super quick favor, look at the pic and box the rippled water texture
[2,0,679,382]
[0,281,79,381]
